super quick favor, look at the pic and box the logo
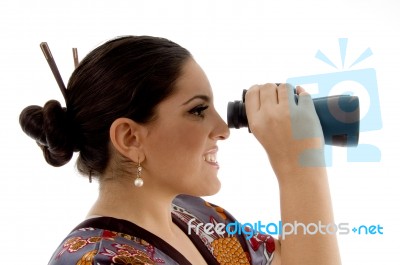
[287,38,382,165]
[188,219,384,240]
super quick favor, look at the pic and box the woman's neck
[87,178,180,240]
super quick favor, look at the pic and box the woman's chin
[194,177,221,197]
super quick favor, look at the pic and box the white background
[1,0,399,264]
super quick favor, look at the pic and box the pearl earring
[134,159,144,187]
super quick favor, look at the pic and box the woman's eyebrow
[181,95,210,105]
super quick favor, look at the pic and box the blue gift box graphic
[286,39,382,165]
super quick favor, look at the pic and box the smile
[203,153,217,163]
[203,148,219,168]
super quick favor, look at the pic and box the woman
[19,36,341,265]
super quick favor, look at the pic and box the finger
[296,85,307,95]
[296,86,314,107]
[298,93,314,107]
[259,83,278,107]
[244,85,261,119]
[277,83,296,106]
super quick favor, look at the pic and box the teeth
[204,153,217,163]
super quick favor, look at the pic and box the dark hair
[19,36,191,177]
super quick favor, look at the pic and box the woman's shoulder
[47,219,173,265]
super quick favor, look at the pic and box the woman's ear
[109,118,145,161]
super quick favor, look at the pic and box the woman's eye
[189,105,209,117]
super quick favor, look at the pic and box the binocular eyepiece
[227,89,360,147]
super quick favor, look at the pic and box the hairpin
[39,42,79,102]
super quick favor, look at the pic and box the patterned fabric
[48,194,275,265]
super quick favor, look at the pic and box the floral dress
[48,194,275,265]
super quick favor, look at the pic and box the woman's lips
[203,148,219,168]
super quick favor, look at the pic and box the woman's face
[142,58,230,196]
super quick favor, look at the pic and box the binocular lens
[227,101,248,129]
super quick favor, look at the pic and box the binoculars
[227,89,360,147]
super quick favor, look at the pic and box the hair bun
[19,100,74,167]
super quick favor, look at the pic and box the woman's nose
[212,113,230,140]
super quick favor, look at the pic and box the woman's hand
[245,83,325,182]
[246,83,341,265]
